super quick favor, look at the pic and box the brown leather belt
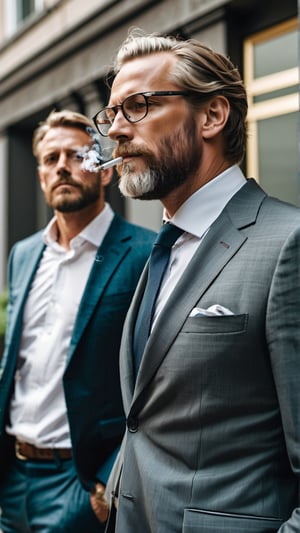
[15,440,72,461]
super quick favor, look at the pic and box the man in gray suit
[0,109,155,532]
[92,31,300,533]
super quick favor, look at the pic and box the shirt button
[127,417,138,432]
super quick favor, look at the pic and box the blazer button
[127,417,138,432]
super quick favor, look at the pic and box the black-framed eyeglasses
[92,91,190,137]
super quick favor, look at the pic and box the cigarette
[98,157,123,171]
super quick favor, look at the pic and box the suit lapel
[11,234,45,327]
[1,234,45,373]
[119,264,149,410]
[129,179,266,407]
[16,236,45,295]
[67,214,132,363]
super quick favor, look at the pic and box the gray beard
[118,167,156,198]
[117,115,201,201]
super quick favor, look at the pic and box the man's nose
[56,152,70,170]
[108,111,133,141]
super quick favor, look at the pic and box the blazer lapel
[130,179,266,406]
[1,234,45,373]
[67,214,133,363]
[15,236,45,298]
[10,234,45,329]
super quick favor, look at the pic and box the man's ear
[202,96,230,139]
[100,167,113,186]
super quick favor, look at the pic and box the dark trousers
[0,455,104,533]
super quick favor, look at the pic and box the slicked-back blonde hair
[113,31,248,164]
[32,109,99,162]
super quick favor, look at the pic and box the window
[4,0,44,36]
[17,0,36,23]
[244,18,299,206]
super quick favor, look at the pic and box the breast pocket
[166,314,250,385]
[181,314,248,334]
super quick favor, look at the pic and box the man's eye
[43,154,57,165]
[126,99,146,112]
[134,101,147,110]
[67,151,84,163]
[147,98,162,107]
[71,152,84,162]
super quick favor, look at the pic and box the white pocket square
[189,304,234,317]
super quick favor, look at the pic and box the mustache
[114,143,153,159]
[51,176,80,191]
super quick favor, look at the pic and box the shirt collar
[43,203,114,249]
[164,165,246,238]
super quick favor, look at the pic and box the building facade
[0,0,298,289]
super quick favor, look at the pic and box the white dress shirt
[7,204,114,448]
[152,165,246,326]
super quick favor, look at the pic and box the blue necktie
[133,223,183,377]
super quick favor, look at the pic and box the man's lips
[53,182,78,191]
[119,154,141,162]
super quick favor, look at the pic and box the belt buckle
[15,441,28,461]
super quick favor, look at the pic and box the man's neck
[54,205,103,250]
[162,159,231,218]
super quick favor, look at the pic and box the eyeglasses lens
[96,110,112,136]
[123,94,148,123]
[95,93,149,136]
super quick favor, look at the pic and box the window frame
[243,17,299,181]
[4,0,44,37]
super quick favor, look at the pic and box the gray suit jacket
[107,180,300,533]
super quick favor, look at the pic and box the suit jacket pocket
[182,313,248,334]
[182,509,283,532]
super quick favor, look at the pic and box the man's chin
[118,173,157,200]
[53,204,82,213]
[50,198,85,212]
[118,186,160,201]
[135,190,162,201]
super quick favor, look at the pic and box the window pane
[254,31,297,78]
[254,85,298,103]
[17,0,36,22]
[258,112,299,206]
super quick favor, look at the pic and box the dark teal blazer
[0,212,156,490]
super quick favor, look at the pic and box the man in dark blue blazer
[0,109,155,532]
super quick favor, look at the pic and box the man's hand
[90,482,109,523]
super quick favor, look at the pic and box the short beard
[53,191,100,212]
[47,179,101,212]
[118,116,201,200]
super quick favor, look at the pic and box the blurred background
[0,0,298,293]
